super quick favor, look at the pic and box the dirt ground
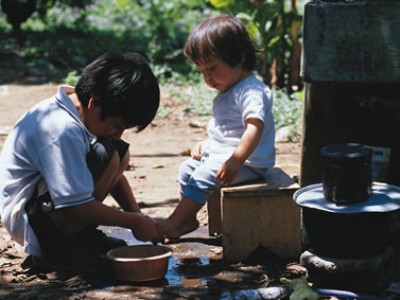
[0,84,307,299]
[2,84,398,299]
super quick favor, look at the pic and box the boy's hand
[131,214,163,242]
[216,156,242,186]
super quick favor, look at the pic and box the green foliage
[272,89,303,141]
[273,89,303,128]
[64,70,79,86]
[0,0,211,82]
[0,0,304,138]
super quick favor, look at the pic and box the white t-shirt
[0,86,96,256]
[205,74,275,168]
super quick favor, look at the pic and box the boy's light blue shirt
[0,86,95,256]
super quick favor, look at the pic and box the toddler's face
[195,57,249,92]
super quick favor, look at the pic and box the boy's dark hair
[75,52,160,132]
[183,14,256,70]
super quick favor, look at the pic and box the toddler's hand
[191,142,203,159]
[216,157,242,185]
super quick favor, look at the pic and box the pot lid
[294,182,400,213]
[320,143,372,165]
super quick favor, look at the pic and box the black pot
[302,207,390,258]
[320,143,372,205]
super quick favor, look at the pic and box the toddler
[159,14,276,239]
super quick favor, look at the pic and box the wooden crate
[209,167,301,262]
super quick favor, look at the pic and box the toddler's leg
[158,196,202,240]
[159,157,221,239]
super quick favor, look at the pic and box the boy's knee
[87,139,130,183]
[119,149,130,171]
[107,150,121,175]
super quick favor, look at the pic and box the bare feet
[156,217,200,241]
[156,197,203,241]
[180,218,199,236]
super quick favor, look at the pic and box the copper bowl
[106,245,173,282]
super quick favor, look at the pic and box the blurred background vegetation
[0,0,306,141]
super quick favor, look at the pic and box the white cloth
[0,86,96,256]
[205,74,275,168]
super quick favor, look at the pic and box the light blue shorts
[178,155,267,205]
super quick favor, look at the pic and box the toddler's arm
[216,118,263,185]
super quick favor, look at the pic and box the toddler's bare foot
[155,218,180,241]
[180,218,199,236]
[156,217,199,242]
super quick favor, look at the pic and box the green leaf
[209,0,235,9]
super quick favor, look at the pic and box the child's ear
[87,97,96,111]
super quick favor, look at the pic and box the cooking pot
[293,183,400,258]
[301,207,390,258]
[107,245,172,282]
[320,143,372,205]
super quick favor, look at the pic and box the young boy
[0,53,163,260]
[159,15,276,239]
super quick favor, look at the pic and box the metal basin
[107,245,173,282]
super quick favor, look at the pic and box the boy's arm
[216,118,264,185]
[59,200,162,242]
[110,175,141,213]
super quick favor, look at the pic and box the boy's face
[85,101,128,140]
[195,56,248,92]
